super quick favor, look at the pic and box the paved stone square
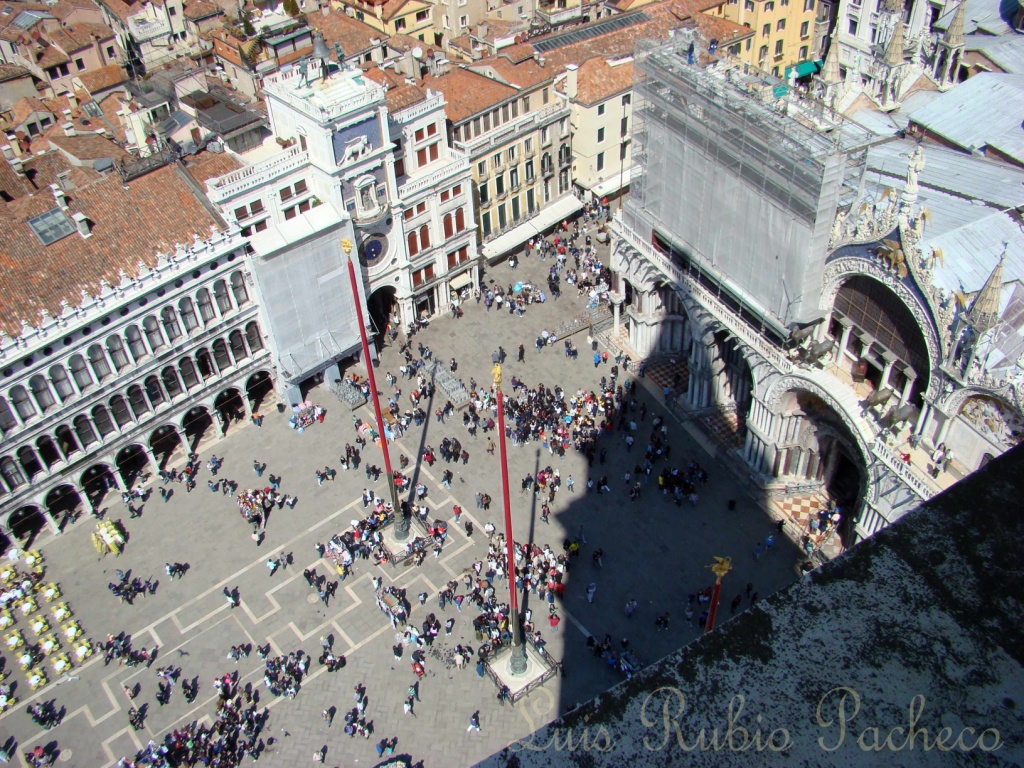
[0,230,800,767]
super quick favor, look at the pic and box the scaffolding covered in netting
[626,35,882,330]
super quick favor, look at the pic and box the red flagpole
[343,241,399,523]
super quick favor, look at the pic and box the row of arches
[0,274,252,437]
[2,373,275,544]
[0,327,266,495]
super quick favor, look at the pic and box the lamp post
[494,363,527,674]
[341,238,405,539]
[704,556,732,633]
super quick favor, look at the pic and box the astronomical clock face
[360,233,388,267]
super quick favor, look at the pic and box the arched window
[69,354,92,390]
[107,335,129,371]
[161,306,181,342]
[179,297,199,333]
[162,367,183,398]
[127,385,148,418]
[230,271,249,306]
[213,280,232,314]
[419,224,430,249]
[109,395,132,428]
[88,344,112,381]
[229,330,248,361]
[407,230,419,257]
[17,445,43,479]
[125,325,147,361]
[558,143,570,164]
[50,366,74,402]
[0,455,25,490]
[55,424,78,457]
[197,348,216,378]
[10,385,35,420]
[197,288,216,322]
[28,375,55,413]
[179,358,200,389]
[212,339,231,370]
[143,316,165,351]
[36,435,61,468]
[144,376,165,407]
[456,207,465,232]
[0,397,17,434]
[92,405,115,436]
[245,321,263,352]
[443,214,453,239]
[73,415,97,447]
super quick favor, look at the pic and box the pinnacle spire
[944,1,965,47]
[968,254,1005,335]
[821,27,841,83]
[885,19,905,66]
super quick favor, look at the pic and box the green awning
[784,59,823,79]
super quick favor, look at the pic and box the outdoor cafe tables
[51,653,71,676]
[51,603,70,623]
[17,596,38,615]
[28,670,47,690]
[41,583,61,602]
[73,641,92,661]
[62,622,81,641]
[39,634,59,656]
[28,616,49,635]
[0,610,14,630]
[4,630,23,650]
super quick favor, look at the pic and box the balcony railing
[207,146,308,203]
[398,152,470,199]
[536,4,582,25]
[453,102,570,156]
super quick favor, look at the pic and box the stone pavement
[1,230,800,767]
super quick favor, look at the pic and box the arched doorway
[829,275,931,408]
[150,425,183,467]
[116,444,150,488]
[7,506,44,546]
[214,389,244,434]
[182,407,213,450]
[246,371,274,412]
[368,286,398,343]
[771,389,866,547]
[46,485,83,529]
[81,464,117,509]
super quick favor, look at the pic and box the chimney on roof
[50,183,68,209]
[72,211,91,238]
[67,91,78,108]
[62,122,76,136]
[6,134,22,158]
[478,23,488,37]
[57,169,75,192]
[564,63,578,99]
[1,145,12,161]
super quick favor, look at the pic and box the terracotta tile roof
[183,150,243,191]
[47,132,132,163]
[309,9,382,56]
[387,32,425,52]
[10,97,53,126]
[468,53,550,89]
[49,0,104,21]
[447,34,473,58]
[19,150,100,190]
[501,43,535,63]
[422,66,518,124]
[572,57,634,105]
[98,0,137,25]
[35,45,71,68]
[48,22,117,52]
[0,63,32,83]
[470,19,524,41]
[362,66,405,89]
[379,0,412,22]
[76,63,127,93]
[385,82,426,112]
[184,0,222,19]
[0,163,223,336]
[534,0,745,73]
[0,158,32,202]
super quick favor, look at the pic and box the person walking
[467,711,481,732]
[586,583,597,603]
[253,460,264,477]
[566,475,574,492]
